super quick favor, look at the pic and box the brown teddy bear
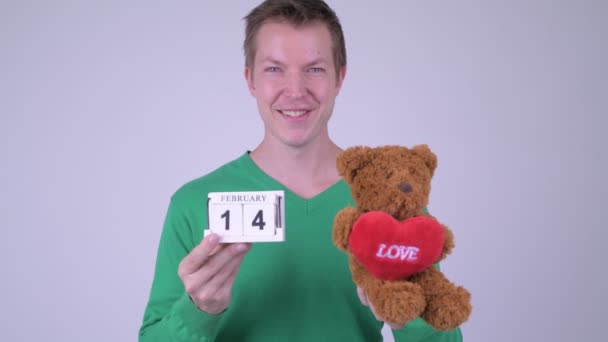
[333,144,472,330]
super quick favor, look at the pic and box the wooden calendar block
[204,191,285,243]
[243,204,276,236]
[208,203,244,237]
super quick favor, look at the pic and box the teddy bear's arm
[409,266,472,331]
[422,210,455,261]
[439,224,455,261]
[332,207,363,251]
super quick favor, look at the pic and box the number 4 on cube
[205,191,285,243]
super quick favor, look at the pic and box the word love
[375,243,420,261]
[349,212,444,280]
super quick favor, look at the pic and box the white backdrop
[1,1,606,341]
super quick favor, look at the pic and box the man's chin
[275,134,313,149]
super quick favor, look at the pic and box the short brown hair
[243,0,347,76]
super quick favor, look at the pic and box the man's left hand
[357,286,406,330]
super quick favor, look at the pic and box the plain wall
[1,1,606,341]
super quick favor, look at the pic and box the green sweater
[139,152,463,341]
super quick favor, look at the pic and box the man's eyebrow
[305,58,329,67]
[260,57,285,65]
[259,58,329,67]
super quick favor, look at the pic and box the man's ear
[335,65,347,94]
[336,146,375,183]
[411,144,438,176]
[245,66,255,96]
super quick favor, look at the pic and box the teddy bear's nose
[398,182,413,193]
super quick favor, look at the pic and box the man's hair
[243,0,347,76]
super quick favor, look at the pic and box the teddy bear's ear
[412,144,438,175]
[336,146,375,183]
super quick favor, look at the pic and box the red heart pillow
[348,211,445,280]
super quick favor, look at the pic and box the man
[139,0,463,340]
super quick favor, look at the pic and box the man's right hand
[177,233,251,314]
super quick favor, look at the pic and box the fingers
[193,244,249,297]
[220,259,242,291]
[357,286,369,306]
[386,321,405,330]
[201,242,250,279]
[178,233,221,276]
[358,286,405,330]
[178,235,251,314]
[208,254,246,301]
[357,286,380,319]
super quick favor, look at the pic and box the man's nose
[284,72,306,98]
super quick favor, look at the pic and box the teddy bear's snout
[398,182,413,193]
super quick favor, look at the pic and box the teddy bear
[332,144,471,331]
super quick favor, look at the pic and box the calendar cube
[204,191,285,243]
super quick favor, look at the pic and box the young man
[139,1,464,341]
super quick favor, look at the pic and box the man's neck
[249,136,343,199]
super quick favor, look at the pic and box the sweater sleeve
[138,194,222,342]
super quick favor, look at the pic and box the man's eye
[266,67,281,72]
[308,67,324,73]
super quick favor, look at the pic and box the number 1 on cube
[209,204,243,236]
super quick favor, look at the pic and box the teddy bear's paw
[333,207,361,251]
[368,281,427,325]
[421,286,472,331]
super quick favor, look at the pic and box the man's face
[245,20,346,148]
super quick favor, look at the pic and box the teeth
[281,110,307,117]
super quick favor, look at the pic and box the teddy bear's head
[337,144,437,220]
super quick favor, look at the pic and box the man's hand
[357,286,406,330]
[178,233,251,314]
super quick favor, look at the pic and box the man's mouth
[277,110,309,118]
